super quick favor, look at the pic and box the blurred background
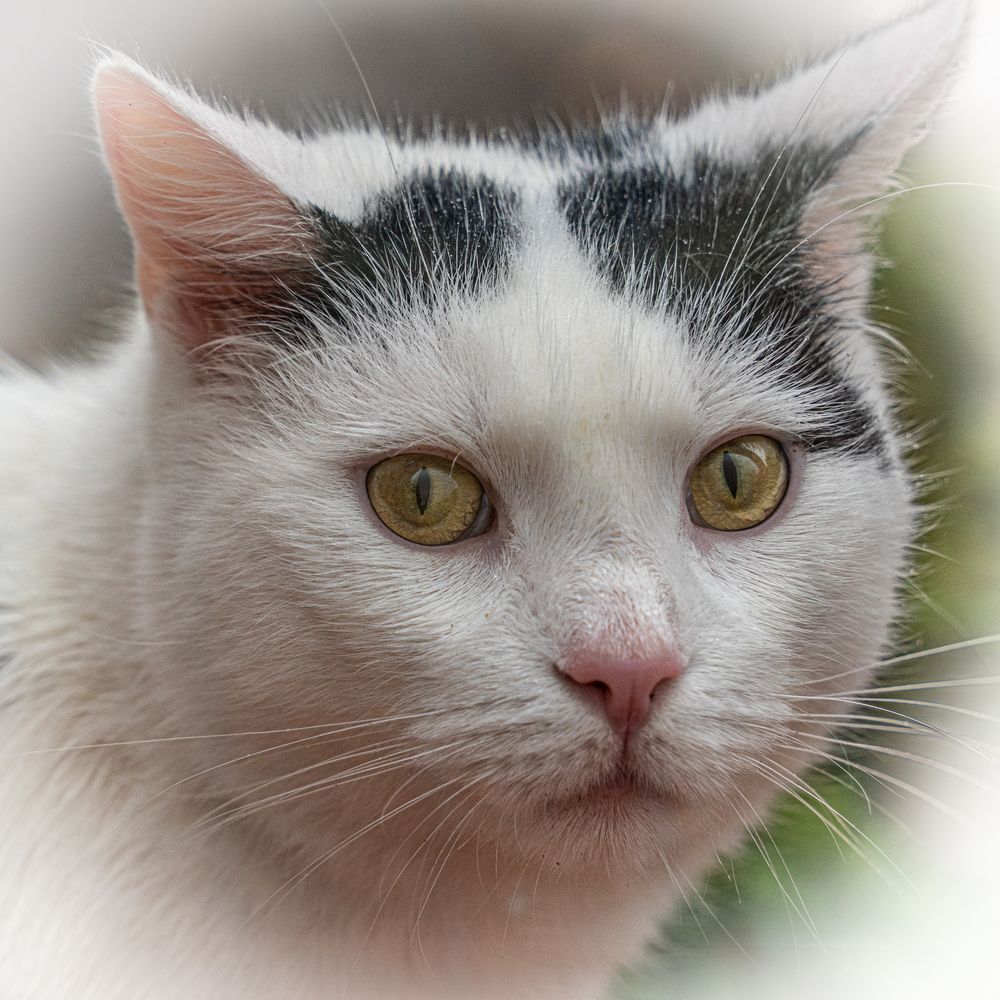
[2,1,996,996]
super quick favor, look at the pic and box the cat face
[95,2,960,872]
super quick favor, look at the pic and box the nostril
[558,650,684,737]
[556,667,609,712]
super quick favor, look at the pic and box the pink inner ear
[94,64,317,351]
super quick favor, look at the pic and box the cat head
[93,2,964,873]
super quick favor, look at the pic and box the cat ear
[679,1,967,285]
[93,56,319,353]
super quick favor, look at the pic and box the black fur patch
[308,169,520,327]
[558,139,886,457]
[517,116,651,165]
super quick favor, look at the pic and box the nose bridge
[555,548,683,739]
[563,550,676,659]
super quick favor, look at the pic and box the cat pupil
[722,452,739,498]
[414,467,432,515]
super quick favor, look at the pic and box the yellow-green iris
[366,453,487,545]
[688,435,789,531]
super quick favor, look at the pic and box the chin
[485,765,699,871]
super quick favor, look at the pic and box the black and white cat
[0,3,966,998]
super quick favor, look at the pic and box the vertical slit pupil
[722,452,739,498]
[414,467,432,514]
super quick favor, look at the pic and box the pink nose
[561,651,683,737]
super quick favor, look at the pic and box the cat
[0,2,967,998]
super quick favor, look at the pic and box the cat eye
[687,435,789,531]
[366,453,492,546]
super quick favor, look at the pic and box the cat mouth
[581,770,643,801]
[551,761,681,812]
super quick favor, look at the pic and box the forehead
[298,124,883,460]
[448,225,815,463]
[471,250,695,452]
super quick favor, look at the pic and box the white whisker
[2,708,449,759]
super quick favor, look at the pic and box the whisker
[674,863,752,958]
[188,737,412,829]
[2,707,450,759]
[829,675,1000,698]
[788,729,999,795]
[192,741,473,838]
[774,741,973,830]
[411,784,490,953]
[240,771,489,928]
[147,730,412,807]
[902,577,968,638]
[657,847,710,944]
[732,789,821,943]
[846,697,1000,728]
[793,634,1000,689]
[805,762,917,839]
[796,708,999,762]
[743,754,916,896]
